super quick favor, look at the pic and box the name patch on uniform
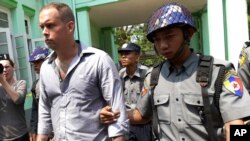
[223,70,243,97]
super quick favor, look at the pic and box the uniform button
[178,118,181,122]
[197,101,200,104]
[176,98,179,101]
[157,100,160,103]
[182,138,185,141]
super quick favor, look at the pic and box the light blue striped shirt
[38,42,129,141]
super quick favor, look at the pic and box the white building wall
[225,0,249,69]
[207,0,226,60]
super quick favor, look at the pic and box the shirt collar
[183,53,199,76]
[164,53,199,76]
[47,40,94,64]
[120,64,144,78]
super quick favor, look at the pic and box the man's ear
[13,65,16,71]
[67,21,75,32]
[187,28,195,38]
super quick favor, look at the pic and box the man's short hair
[40,2,75,23]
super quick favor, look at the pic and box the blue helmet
[147,3,196,42]
[29,47,49,62]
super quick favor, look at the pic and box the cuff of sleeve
[37,123,52,135]
[108,119,129,137]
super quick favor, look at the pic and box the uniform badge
[223,70,243,97]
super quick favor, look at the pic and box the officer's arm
[128,108,151,124]
[100,106,151,124]
[224,119,244,141]
[36,134,49,141]
[112,135,125,141]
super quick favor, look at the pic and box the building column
[224,0,248,68]
[100,28,119,62]
[76,7,92,46]
[207,0,226,60]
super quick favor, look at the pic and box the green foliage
[114,24,164,67]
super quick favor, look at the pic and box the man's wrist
[37,134,49,141]
[112,135,125,141]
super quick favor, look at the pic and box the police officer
[118,43,151,141]
[100,3,250,141]
[29,47,50,141]
[238,41,250,94]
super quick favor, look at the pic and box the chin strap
[169,28,190,61]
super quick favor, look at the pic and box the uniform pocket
[182,94,204,124]
[154,95,170,124]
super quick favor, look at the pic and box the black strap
[214,65,225,109]
[31,79,39,104]
[139,68,147,90]
[150,61,164,140]
[150,63,163,88]
[201,88,219,141]
[196,55,218,141]
[196,55,213,86]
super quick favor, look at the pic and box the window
[0,11,8,28]
[25,20,29,35]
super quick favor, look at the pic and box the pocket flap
[154,95,169,105]
[183,94,203,106]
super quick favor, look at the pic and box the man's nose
[42,27,49,36]
[3,67,8,71]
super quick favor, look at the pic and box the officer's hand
[29,133,37,141]
[100,106,120,125]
